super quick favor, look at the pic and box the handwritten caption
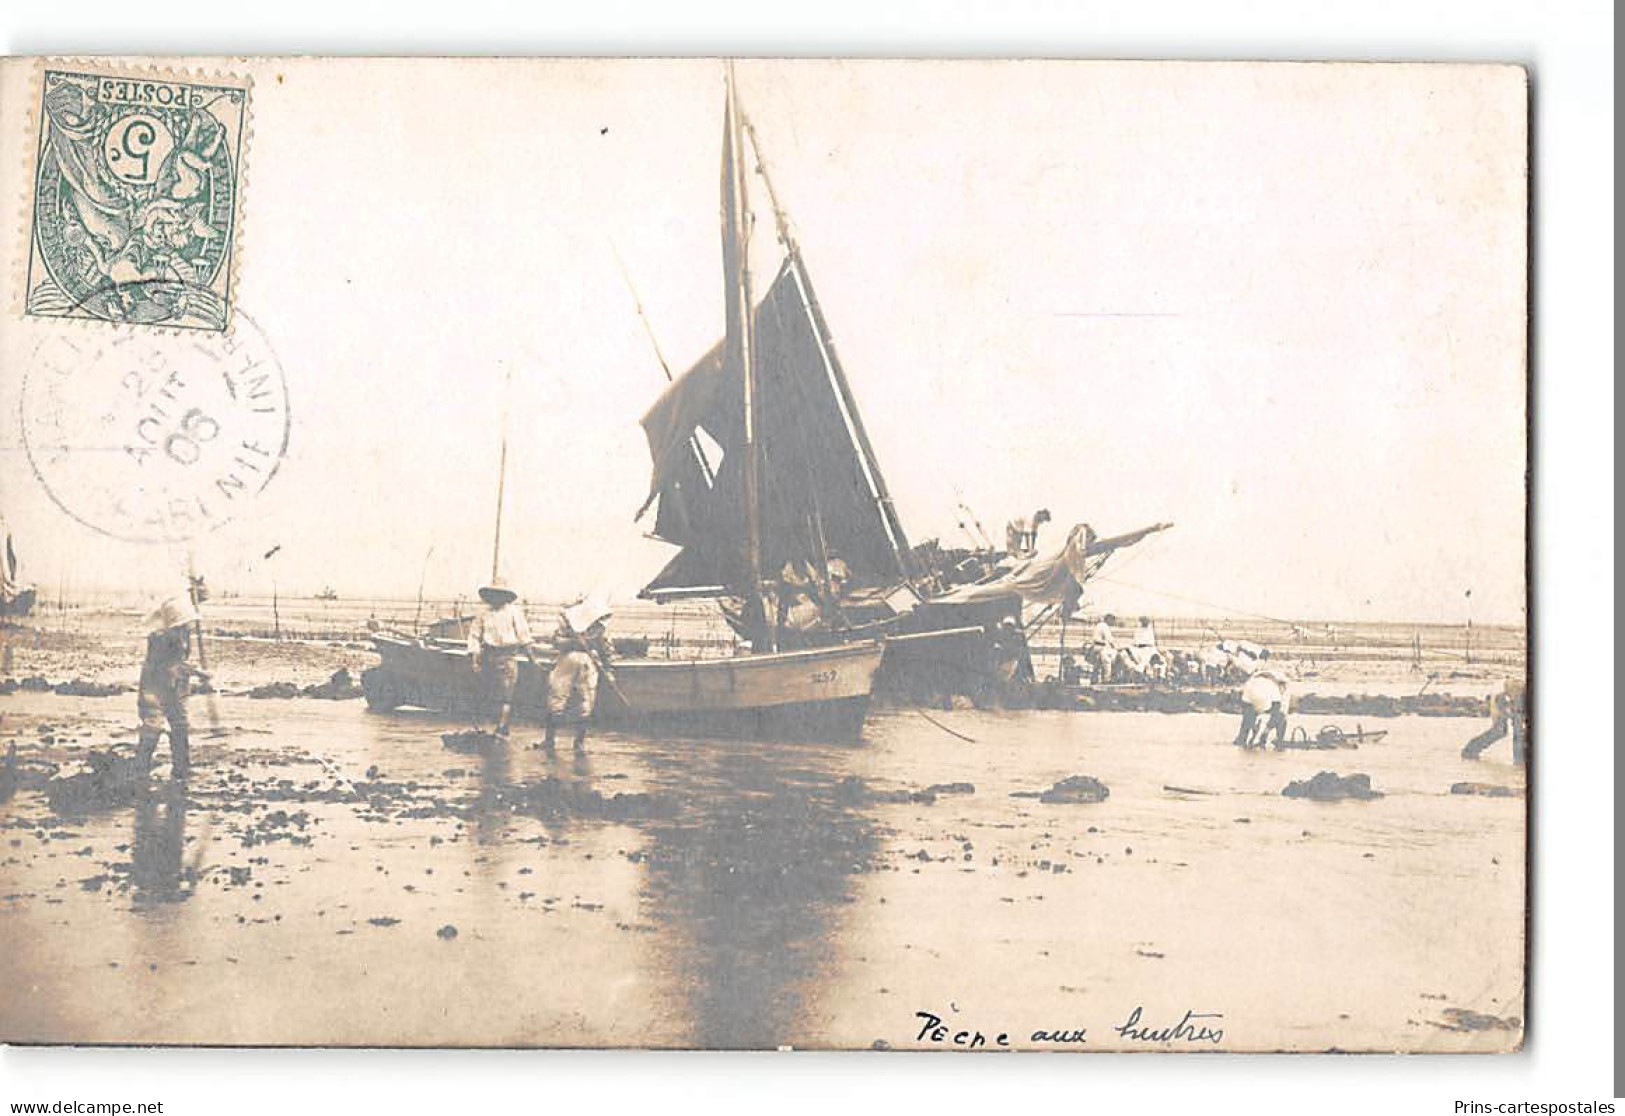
[911,1005,1224,1049]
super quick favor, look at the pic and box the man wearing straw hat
[466,576,533,738]
[136,592,208,779]
[543,597,614,753]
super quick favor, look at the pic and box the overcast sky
[0,59,1527,623]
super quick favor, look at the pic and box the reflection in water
[640,745,877,1049]
[130,781,192,906]
[471,742,512,847]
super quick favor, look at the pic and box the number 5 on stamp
[24,66,250,332]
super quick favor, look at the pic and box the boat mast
[724,65,769,649]
[741,118,915,581]
[491,361,510,581]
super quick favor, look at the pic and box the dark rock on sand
[53,678,129,697]
[1450,782,1523,798]
[442,730,503,754]
[1041,686,1489,719]
[494,777,675,823]
[437,924,459,940]
[242,669,364,700]
[1294,692,1487,718]
[304,668,364,700]
[45,752,148,816]
[1282,771,1382,801]
[835,775,974,807]
[1011,775,1110,805]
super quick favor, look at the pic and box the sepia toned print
[0,58,1526,1051]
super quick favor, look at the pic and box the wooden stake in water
[186,562,226,738]
[491,363,511,582]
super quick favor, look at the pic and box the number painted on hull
[810,670,837,684]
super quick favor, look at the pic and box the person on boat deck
[137,592,208,779]
[774,560,822,637]
[988,616,1036,686]
[1234,650,1290,749]
[466,577,534,737]
[544,598,614,752]
[1004,508,1051,559]
[1461,677,1527,764]
[824,550,852,597]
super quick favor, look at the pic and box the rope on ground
[915,708,977,743]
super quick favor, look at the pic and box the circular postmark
[21,310,290,543]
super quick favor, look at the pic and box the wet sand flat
[0,694,1524,1050]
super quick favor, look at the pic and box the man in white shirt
[545,598,615,752]
[467,577,533,737]
[1235,650,1290,748]
[1119,616,1159,677]
[1133,616,1157,651]
[1088,613,1118,682]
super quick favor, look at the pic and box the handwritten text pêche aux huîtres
[912,1006,1224,1049]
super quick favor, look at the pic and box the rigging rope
[1089,575,1303,628]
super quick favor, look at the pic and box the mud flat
[0,685,1524,1050]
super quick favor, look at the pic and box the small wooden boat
[365,632,883,741]
[0,527,35,619]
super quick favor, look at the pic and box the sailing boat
[362,71,885,741]
[0,525,36,619]
[636,80,1172,701]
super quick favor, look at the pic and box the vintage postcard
[0,58,1528,1051]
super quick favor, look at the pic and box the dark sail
[640,262,908,596]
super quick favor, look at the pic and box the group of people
[465,577,613,751]
[128,577,616,781]
[127,584,1527,777]
[1067,612,1526,762]
[1081,613,1163,682]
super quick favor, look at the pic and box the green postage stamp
[24,66,250,332]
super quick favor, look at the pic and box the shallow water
[0,694,1524,1050]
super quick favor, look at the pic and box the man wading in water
[466,577,535,737]
[1461,677,1527,764]
[542,599,614,753]
[136,591,210,779]
[1235,649,1290,749]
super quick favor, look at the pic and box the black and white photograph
[0,5,1612,1112]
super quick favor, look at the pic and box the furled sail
[639,262,908,597]
[935,521,1174,607]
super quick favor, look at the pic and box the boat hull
[875,624,1008,702]
[364,635,883,742]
